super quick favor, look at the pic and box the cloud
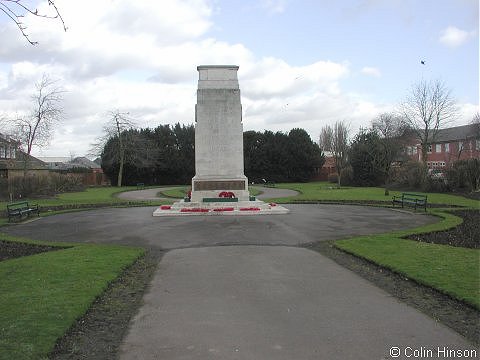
[361,66,381,77]
[1,0,473,158]
[439,26,476,47]
[260,0,287,14]
[241,58,349,99]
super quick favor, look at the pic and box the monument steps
[153,200,289,216]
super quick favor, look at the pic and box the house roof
[37,156,101,169]
[0,152,48,170]
[433,124,479,143]
[37,156,71,163]
[71,157,102,169]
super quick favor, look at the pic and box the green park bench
[265,181,276,188]
[392,193,427,212]
[7,201,40,222]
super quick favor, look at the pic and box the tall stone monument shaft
[152,65,289,216]
[191,65,249,202]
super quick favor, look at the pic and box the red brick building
[404,124,480,170]
[312,153,336,181]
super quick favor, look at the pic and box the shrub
[446,159,480,192]
[0,173,85,201]
[340,166,354,186]
[390,162,425,190]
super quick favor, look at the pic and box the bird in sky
[421,60,425,65]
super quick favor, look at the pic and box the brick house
[312,151,336,181]
[404,124,480,170]
[0,133,49,178]
[38,156,109,186]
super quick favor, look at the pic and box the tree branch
[0,0,66,45]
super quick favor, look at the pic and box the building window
[435,144,442,153]
[0,146,5,158]
[427,144,432,153]
[445,143,450,153]
[476,139,480,151]
[459,141,464,151]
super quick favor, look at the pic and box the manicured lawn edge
[0,235,144,360]
[159,186,186,199]
[334,210,480,309]
[0,187,171,221]
[268,181,480,208]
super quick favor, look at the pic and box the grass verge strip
[271,181,480,208]
[335,210,479,309]
[0,187,165,214]
[0,237,143,360]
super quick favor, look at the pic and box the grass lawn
[0,235,143,360]
[335,210,480,309]
[158,186,187,198]
[271,181,480,208]
[0,186,167,214]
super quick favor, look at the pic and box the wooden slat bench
[265,181,276,188]
[392,193,427,212]
[7,201,40,222]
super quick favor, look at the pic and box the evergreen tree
[349,130,388,186]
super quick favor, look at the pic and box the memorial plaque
[193,180,246,191]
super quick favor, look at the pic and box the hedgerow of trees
[100,125,324,186]
[244,128,324,183]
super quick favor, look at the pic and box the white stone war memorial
[153,65,289,216]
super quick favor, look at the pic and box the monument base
[191,176,249,202]
[152,199,289,216]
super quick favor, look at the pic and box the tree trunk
[117,155,124,187]
[116,116,124,187]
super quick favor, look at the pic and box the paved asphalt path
[2,203,475,359]
[3,204,436,249]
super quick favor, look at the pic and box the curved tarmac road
[2,203,475,359]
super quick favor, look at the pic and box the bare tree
[7,74,64,174]
[319,121,349,186]
[371,112,406,139]
[11,75,64,153]
[92,110,136,187]
[319,125,333,154]
[371,112,410,181]
[400,79,457,165]
[472,112,480,137]
[0,0,66,45]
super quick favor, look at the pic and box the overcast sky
[0,0,478,158]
